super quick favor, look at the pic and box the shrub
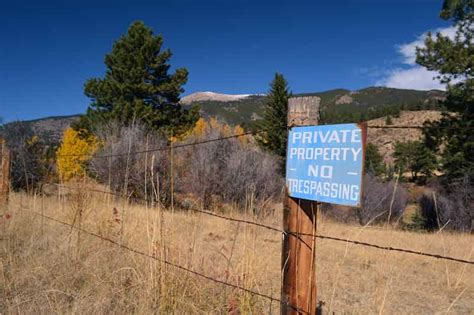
[1,121,50,192]
[418,177,473,232]
[356,174,409,225]
[180,118,282,211]
[89,123,172,205]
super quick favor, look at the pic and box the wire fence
[14,205,307,314]
[10,123,469,159]
[3,121,474,313]
[51,183,474,265]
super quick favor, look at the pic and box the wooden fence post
[0,137,10,211]
[281,96,320,315]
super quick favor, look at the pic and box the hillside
[30,115,80,142]
[3,87,445,148]
[183,87,445,126]
[367,110,442,163]
[2,115,80,143]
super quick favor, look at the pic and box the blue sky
[0,0,451,122]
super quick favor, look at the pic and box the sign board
[286,123,366,206]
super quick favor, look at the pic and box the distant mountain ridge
[181,91,254,105]
[182,86,445,126]
[1,115,80,143]
[2,86,445,142]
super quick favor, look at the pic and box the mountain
[1,115,80,143]
[1,87,445,144]
[181,91,254,105]
[182,87,445,126]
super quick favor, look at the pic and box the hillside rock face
[335,94,353,105]
[30,116,79,140]
[2,115,79,143]
[181,92,252,105]
[367,111,442,164]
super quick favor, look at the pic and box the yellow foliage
[27,135,39,146]
[233,125,248,144]
[208,117,232,136]
[192,118,209,138]
[209,117,220,132]
[169,135,178,143]
[56,128,99,181]
[187,117,249,145]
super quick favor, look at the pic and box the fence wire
[19,124,470,159]
[3,121,474,314]
[14,205,308,314]
[54,184,474,265]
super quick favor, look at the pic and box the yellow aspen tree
[56,128,98,181]
[192,118,209,138]
[209,117,232,136]
[233,125,248,145]
[209,117,220,131]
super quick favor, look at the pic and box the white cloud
[377,26,456,90]
[376,67,444,90]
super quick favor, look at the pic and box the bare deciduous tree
[89,122,172,205]
[419,176,473,232]
[180,126,282,211]
[356,174,408,225]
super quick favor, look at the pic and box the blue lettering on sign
[286,123,366,207]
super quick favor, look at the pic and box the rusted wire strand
[55,129,265,158]
[55,184,474,265]
[367,125,474,130]
[13,124,470,159]
[15,205,308,314]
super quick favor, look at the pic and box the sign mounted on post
[286,123,366,206]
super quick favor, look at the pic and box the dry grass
[1,190,473,314]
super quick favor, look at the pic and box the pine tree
[393,141,436,183]
[365,143,385,177]
[77,21,199,137]
[257,73,290,173]
[417,0,474,186]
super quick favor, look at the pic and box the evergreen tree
[257,73,290,173]
[365,143,385,177]
[77,21,199,136]
[417,0,474,185]
[385,115,393,125]
[393,141,436,183]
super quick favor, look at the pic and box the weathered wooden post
[281,96,320,314]
[0,137,10,211]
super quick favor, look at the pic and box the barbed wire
[368,125,425,129]
[301,233,474,265]
[53,129,265,159]
[54,184,474,265]
[367,125,474,130]
[14,205,307,314]
[4,119,473,314]
[53,183,284,233]
[6,123,472,159]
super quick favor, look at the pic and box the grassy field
[1,189,473,314]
